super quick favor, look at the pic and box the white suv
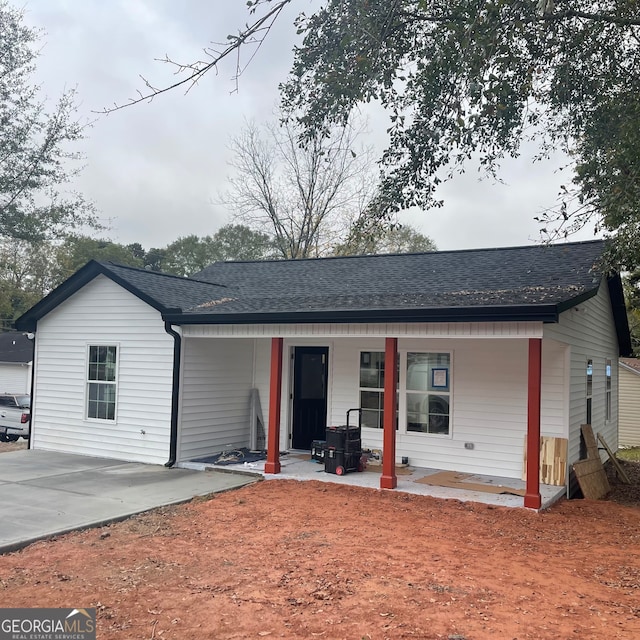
[0,394,31,442]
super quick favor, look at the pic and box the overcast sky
[23,0,598,252]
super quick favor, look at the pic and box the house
[16,239,631,508]
[619,358,640,447]
[0,331,34,394]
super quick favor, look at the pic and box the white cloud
[20,0,598,252]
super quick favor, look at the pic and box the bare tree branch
[98,0,293,114]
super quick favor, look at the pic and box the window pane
[407,393,450,435]
[407,352,450,392]
[407,392,428,432]
[360,352,384,388]
[361,408,382,429]
[428,395,450,434]
[88,345,117,382]
[87,381,116,420]
[586,359,593,396]
[360,390,382,410]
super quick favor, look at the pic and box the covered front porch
[262,336,549,509]
[176,322,562,510]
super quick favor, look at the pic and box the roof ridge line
[99,261,228,288]
[197,239,606,266]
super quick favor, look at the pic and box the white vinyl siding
[0,363,30,394]
[253,338,272,432]
[31,275,174,464]
[178,338,255,461]
[544,280,620,466]
[619,364,640,447]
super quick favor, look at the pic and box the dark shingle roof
[186,240,605,316]
[96,263,230,313]
[14,262,230,332]
[14,239,632,356]
[15,239,628,337]
[0,332,33,363]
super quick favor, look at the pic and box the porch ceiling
[180,321,544,339]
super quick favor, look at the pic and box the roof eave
[619,361,640,376]
[607,274,633,357]
[163,304,560,326]
[15,261,174,332]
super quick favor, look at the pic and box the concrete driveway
[0,449,258,553]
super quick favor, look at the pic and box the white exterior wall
[32,275,175,464]
[178,338,255,461]
[0,363,31,394]
[619,365,640,447]
[544,281,620,466]
[254,338,272,432]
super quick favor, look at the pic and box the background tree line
[0,0,435,328]
[4,0,640,354]
[0,219,436,327]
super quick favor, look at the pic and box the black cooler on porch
[324,408,363,475]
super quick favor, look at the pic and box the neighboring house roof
[620,358,640,375]
[0,332,33,364]
[14,240,632,355]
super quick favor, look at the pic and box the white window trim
[358,349,386,430]
[586,357,593,425]
[84,343,119,423]
[402,349,453,439]
[605,358,612,424]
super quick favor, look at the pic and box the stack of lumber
[572,425,610,500]
[522,436,568,486]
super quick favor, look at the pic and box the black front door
[292,347,329,450]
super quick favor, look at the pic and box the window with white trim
[406,352,451,435]
[359,351,399,429]
[87,345,117,420]
[359,350,449,434]
[586,358,593,425]
[359,351,385,429]
[605,359,612,422]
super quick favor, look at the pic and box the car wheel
[5,435,19,442]
[428,398,449,434]
[0,434,8,442]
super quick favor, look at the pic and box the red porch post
[380,337,398,489]
[264,337,283,474]
[524,338,542,509]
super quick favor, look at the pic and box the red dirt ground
[1,462,639,640]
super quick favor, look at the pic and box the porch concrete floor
[181,453,565,510]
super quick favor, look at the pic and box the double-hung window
[406,352,451,435]
[359,351,386,429]
[359,350,450,434]
[586,358,593,425]
[87,345,118,420]
[605,359,612,422]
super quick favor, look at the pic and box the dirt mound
[1,476,639,639]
